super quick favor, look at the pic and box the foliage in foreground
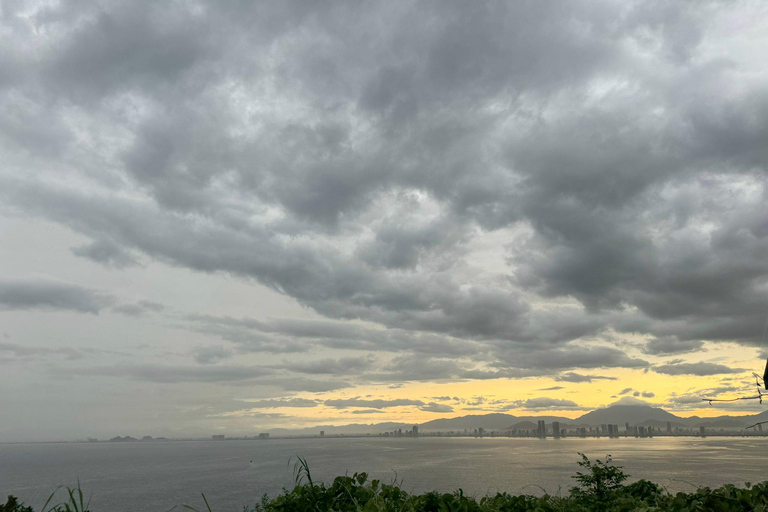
[5,453,768,512]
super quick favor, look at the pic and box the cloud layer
[1,0,767,438]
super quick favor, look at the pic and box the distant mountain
[110,435,138,442]
[509,420,538,430]
[268,422,411,437]
[418,413,518,431]
[694,418,751,429]
[418,413,575,432]
[575,405,682,426]
[221,404,768,439]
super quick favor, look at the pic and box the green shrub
[1,496,34,512]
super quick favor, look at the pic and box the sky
[1,1,768,442]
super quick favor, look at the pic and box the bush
[0,496,34,512]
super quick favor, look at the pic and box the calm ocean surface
[2,437,767,512]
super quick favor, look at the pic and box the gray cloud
[1,0,767,437]
[642,337,705,356]
[112,300,165,317]
[239,398,319,409]
[252,378,352,393]
[652,362,747,376]
[667,386,743,409]
[272,356,376,375]
[186,315,483,356]
[515,398,584,410]
[324,398,425,410]
[2,0,764,365]
[555,372,618,383]
[0,279,114,314]
[54,364,274,383]
[496,345,649,372]
[72,239,139,269]
[193,347,234,365]
[0,342,89,363]
[418,402,454,413]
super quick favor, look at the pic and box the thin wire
[698,311,768,407]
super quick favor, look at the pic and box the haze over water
[2,437,766,512]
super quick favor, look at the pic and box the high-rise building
[700,426,706,437]
[320,431,325,437]
[666,421,672,434]
[607,424,614,437]
[412,425,419,437]
[537,420,546,438]
[638,426,646,438]
[552,421,560,438]
[478,427,485,437]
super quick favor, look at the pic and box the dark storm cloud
[652,362,747,376]
[0,0,767,386]
[0,279,114,314]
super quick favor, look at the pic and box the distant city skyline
[35,399,768,443]
[2,1,768,442]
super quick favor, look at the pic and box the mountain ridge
[264,403,765,436]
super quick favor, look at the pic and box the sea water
[1,436,766,512]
